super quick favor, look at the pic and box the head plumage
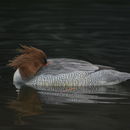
[8,45,47,78]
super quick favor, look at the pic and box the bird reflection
[8,86,43,125]
[7,82,130,125]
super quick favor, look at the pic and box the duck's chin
[13,69,25,89]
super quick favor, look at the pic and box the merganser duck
[8,45,130,89]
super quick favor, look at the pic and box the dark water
[0,0,130,129]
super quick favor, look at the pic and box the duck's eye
[43,58,47,64]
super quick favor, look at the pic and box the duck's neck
[13,69,24,88]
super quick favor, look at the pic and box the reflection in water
[37,84,130,104]
[13,82,130,105]
[7,82,130,125]
[8,87,43,125]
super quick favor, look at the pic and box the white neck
[13,69,24,89]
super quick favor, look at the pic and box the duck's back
[37,58,101,75]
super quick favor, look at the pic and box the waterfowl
[8,45,130,89]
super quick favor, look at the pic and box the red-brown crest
[8,45,47,79]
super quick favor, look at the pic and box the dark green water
[0,0,130,129]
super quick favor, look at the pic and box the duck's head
[8,45,47,79]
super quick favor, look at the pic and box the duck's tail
[121,72,130,81]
